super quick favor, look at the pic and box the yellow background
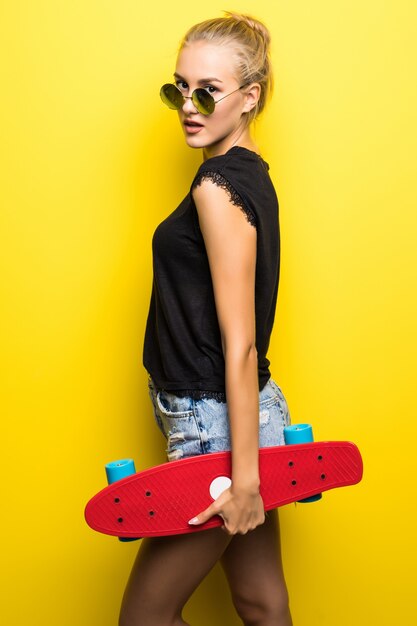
[1,1,416,624]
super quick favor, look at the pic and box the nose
[182,95,198,115]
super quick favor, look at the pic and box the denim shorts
[147,375,291,462]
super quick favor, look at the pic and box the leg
[119,526,233,626]
[220,508,292,626]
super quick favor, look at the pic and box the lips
[184,119,203,126]
[184,120,204,133]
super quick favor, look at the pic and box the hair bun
[223,11,271,47]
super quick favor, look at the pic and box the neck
[202,127,259,161]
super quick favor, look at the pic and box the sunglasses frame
[160,82,251,116]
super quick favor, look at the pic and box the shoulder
[191,146,270,189]
[190,147,270,229]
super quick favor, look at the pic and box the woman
[120,11,293,626]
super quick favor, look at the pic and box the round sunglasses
[160,82,250,116]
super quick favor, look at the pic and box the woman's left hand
[188,484,265,535]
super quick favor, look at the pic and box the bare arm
[192,178,260,491]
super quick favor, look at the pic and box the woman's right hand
[188,483,265,535]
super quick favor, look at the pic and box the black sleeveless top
[142,146,280,401]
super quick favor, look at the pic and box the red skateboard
[85,434,363,539]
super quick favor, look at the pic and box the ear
[241,83,261,113]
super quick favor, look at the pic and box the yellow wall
[1,2,416,624]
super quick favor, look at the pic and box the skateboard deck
[85,441,363,539]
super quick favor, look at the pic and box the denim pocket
[155,390,194,418]
[259,378,280,411]
[268,378,291,427]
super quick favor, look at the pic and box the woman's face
[174,40,250,152]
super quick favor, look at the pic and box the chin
[183,131,225,151]
[183,135,209,149]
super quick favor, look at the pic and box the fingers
[187,493,266,535]
[190,516,262,535]
[223,509,266,535]
[188,503,220,526]
[188,508,265,534]
[221,518,244,535]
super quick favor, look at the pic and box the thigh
[219,508,289,611]
[119,526,233,625]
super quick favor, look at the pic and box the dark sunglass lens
[193,88,215,115]
[160,84,183,110]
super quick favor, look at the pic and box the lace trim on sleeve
[192,170,257,228]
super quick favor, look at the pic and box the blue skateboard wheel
[284,424,322,503]
[284,424,314,445]
[105,459,139,542]
[105,459,136,484]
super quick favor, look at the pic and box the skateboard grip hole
[118,517,123,523]
[288,461,294,467]
[321,474,326,480]
[318,455,323,461]
[291,480,297,486]
[149,510,155,516]
[114,498,120,503]
[146,491,152,497]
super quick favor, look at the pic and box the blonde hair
[178,11,273,127]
